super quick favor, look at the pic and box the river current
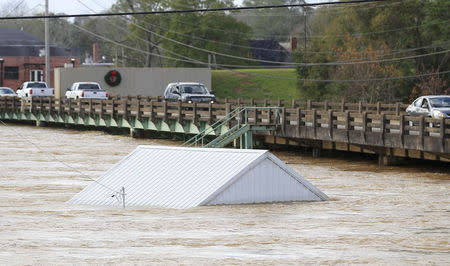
[0,123,448,264]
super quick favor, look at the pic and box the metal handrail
[183,106,282,147]
[183,106,244,147]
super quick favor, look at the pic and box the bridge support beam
[240,131,254,149]
[130,128,142,138]
[378,154,399,166]
[36,120,46,127]
[312,147,322,158]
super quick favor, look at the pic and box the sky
[8,0,330,15]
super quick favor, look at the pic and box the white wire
[89,0,450,58]
[75,13,450,67]
[71,22,450,83]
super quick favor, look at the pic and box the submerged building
[69,146,328,209]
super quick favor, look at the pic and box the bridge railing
[0,97,448,151]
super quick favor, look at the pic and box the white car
[0,87,17,97]
[16,82,54,98]
[66,82,109,100]
[406,95,450,119]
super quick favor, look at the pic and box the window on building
[30,70,43,82]
[4,67,19,80]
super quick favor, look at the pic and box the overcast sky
[12,0,331,15]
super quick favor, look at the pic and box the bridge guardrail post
[362,111,368,143]
[440,117,445,152]
[149,101,154,122]
[177,101,182,123]
[399,114,405,148]
[137,99,142,120]
[344,111,350,143]
[312,109,317,139]
[328,110,333,139]
[208,102,213,124]
[29,97,33,113]
[380,113,386,146]
[193,103,197,125]
[419,115,425,150]
[67,98,72,116]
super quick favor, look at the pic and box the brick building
[0,28,80,90]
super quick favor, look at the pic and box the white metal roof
[69,146,328,209]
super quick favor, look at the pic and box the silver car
[406,95,450,118]
[163,82,216,103]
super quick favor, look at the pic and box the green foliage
[241,0,306,41]
[212,69,300,100]
[162,0,252,67]
[295,0,450,103]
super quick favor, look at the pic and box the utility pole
[44,0,50,83]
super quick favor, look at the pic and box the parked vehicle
[0,87,17,97]
[406,95,450,119]
[66,82,109,100]
[163,82,216,103]
[16,82,54,98]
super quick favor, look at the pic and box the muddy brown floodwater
[0,123,449,265]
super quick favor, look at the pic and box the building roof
[0,28,79,57]
[69,146,328,209]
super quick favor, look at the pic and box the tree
[162,0,253,67]
[112,0,167,67]
[328,36,402,103]
[295,0,450,103]
[241,0,306,41]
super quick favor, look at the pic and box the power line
[0,119,120,194]
[86,0,448,61]
[89,15,450,67]
[0,0,390,20]
[71,22,450,83]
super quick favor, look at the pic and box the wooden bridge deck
[0,96,448,164]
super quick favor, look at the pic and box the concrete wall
[54,67,211,98]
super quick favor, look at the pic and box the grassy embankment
[211,68,300,100]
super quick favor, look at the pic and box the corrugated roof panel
[69,146,267,208]
[69,146,328,208]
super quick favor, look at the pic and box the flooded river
[0,123,449,265]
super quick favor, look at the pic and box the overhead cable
[71,23,450,83]
[0,0,390,20]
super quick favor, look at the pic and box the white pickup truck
[65,82,109,100]
[16,82,54,98]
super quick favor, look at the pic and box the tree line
[296,0,450,103]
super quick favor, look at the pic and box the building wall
[0,56,80,90]
[54,67,212,98]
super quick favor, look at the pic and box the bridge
[0,96,448,165]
